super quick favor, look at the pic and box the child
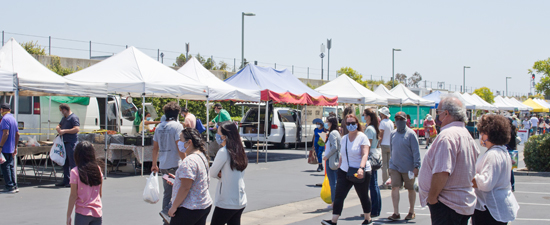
[66,141,103,225]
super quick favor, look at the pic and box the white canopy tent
[506,97,533,111]
[66,46,209,176]
[493,96,516,111]
[390,84,435,106]
[0,68,16,92]
[374,84,401,105]
[463,93,497,111]
[0,38,107,97]
[176,57,260,102]
[533,98,550,110]
[315,74,388,105]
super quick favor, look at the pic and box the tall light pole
[392,48,401,88]
[506,77,512,97]
[320,43,325,80]
[327,39,332,81]
[463,66,470,93]
[241,12,256,69]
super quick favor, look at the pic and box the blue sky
[2,0,549,96]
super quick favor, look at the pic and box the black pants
[210,207,245,225]
[171,205,212,225]
[62,142,77,185]
[333,169,372,215]
[428,201,471,225]
[472,207,507,225]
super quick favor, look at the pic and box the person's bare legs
[408,189,416,214]
[392,186,400,215]
[331,215,339,223]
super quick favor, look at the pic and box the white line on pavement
[518,202,550,206]
[515,182,550,185]
[514,191,550,195]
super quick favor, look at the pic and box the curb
[514,168,550,177]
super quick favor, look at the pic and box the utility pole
[327,39,332,81]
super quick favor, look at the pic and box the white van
[0,95,156,142]
[238,103,338,148]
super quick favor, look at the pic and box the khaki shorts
[390,169,415,190]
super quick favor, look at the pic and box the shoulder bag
[366,126,382,171]
[345,136,366,183]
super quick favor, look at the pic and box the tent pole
[206,98,210,144]
[141,95,145,177]
[177,99,180,122]
[104,96,108,179]
[185,100,188,109]
[48,97,52,141]
[265,101,269,163]
[417,103,420,136]
[256,102,260,164]
[13,74,19,185]
[305,105,308,158]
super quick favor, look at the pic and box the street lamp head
[243,12,256,16]
[506,77,512,79]
[464,66,471,68]
[393,48,401,51]
[321,43,325,53]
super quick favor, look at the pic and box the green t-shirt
[211,109,231,124]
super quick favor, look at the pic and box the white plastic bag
[49,136,66,166]
[0,153,5,164]
[143,172,160,204]
[26,136,40,147]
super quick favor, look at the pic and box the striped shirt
[418,121,480,216]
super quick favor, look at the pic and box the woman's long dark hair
[74,141,103,186]
[326,115,338,133]
[182,128,210,160]
[219,121,248,171]
[364,108,380,141]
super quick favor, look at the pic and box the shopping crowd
[316,95,519,225]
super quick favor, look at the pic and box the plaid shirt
[418,121,480,215]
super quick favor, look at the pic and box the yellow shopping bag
[320,175,332,204]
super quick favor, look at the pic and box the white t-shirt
[340,132,371,172]
[380,119,394,146]
[522,120,531,129]
[530,117,539,127]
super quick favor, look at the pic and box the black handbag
[368,150,382,171]
[345,136,366,183]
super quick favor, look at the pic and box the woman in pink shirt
[66,141,104,225]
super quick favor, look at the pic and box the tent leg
[305,105,308,158]
[104,96,108,179]
[417,104,420,136]
[256,102,260,164]
[13,78,19,185]
[141,95,145,177]
[48,97,51,141]
[265,101,269,163]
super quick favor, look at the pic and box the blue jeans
[62,142,77,185]
[507,147,515,191]
[369,169,381,216]
[314,144,324,164]
[1,152,17,190]
[325,161,338,203]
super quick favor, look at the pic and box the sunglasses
[347,122,357,126]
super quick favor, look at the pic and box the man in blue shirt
[0,103,20,193]
[55,103,80,187]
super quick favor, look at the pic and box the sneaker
[325,205,333,210]
[362,219,373,224]
[388,213,401,221]
[1,189,17,194]
[13,188,19,193]
[405,212,415,220]
[321,219,336,225]
[159,211,171,224]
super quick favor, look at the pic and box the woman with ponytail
[168,128,212,225]
[210,121,248,225]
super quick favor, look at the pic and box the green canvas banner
[44,96,90,106]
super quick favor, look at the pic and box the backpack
[196,118,206,134]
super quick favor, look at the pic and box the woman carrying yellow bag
[321,171,332,204]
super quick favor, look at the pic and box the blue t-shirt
[59,113,80,143]
[314,127,324,146]
[1,113,19,154]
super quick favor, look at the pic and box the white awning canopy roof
[0,68,15,92]
[506,97,533,111]
[492,95,516,110]
[315,74,388,105]
[373,84,401,105]
[0,38,107,96]
[533,98,550,109]
[389,84,435,106]
[65,46,208,99]
[177,57,260,102]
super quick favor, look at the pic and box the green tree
[337,67,367,86]
[195,53,206,65]
[173,54,188,67]
[204,57,218,70]
[530,58,550,96]
[22,41,46,55]
[408,72,422,88]
[218,61,229,71]
[47,56,81,76]
[474,87,494,104]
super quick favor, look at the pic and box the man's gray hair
[439,94,467,122]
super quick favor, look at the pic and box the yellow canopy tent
[523,98,550,112]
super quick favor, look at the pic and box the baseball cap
[378,107,390,117]
[395,111,407,119]
[0,103,10,110]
